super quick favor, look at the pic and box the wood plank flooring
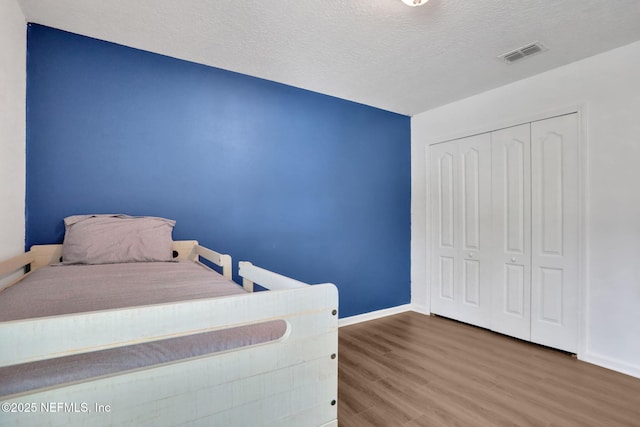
[338,311,640,426]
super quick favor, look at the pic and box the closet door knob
[469,253,474,258]
[510,257,516,263]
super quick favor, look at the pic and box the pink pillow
[62,215,175,265]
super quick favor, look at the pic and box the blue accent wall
[26,24,411,318]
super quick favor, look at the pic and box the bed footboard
[0,262,338,427]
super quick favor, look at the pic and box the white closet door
[457,134,492,328]
[430,141,460,318]
[491,124,532,341]
[430,134,492,327]
[530,114,579,352]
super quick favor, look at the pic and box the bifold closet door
[430,114,579,352]
[530,114,579,353]
[491,124,532,341]
[430,134,492,328]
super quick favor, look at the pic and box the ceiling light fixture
[401,0,428,6]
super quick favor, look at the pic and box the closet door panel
[505,264,526,316]
[491,124,531,340]
[531,114,579,352]
[462,259,480,305]
[429,142,460,317]
[457,134,492,328]
[429,134,491,327]
[437,256,456,300]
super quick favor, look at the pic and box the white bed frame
[0,241,338,427]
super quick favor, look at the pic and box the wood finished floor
[338,311,640,427]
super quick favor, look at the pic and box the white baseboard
[411,303,429,315]
[338,304,416,327]
[580,352,640,379]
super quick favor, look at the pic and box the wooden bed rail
[0,282,338,367]
[0,252,35,278]
[0,241,233,284]
[0,251,39,291]
[239,261,310,292]
[195,244,232,279]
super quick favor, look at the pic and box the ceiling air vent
[499,42,546,64]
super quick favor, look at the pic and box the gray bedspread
[0,261,245,321]
[0,262,287,398]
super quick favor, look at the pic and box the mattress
[0,261,246,321]
[0,262,286,398]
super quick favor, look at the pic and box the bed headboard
[29,240,201,270]
[1,241,232,292]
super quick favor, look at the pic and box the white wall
[412,40,640,378]
[0,0,26,286]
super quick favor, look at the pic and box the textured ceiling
[16,0,640,115]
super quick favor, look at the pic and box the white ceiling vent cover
[499,42,547,64]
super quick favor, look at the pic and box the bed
[0,217,338,426]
